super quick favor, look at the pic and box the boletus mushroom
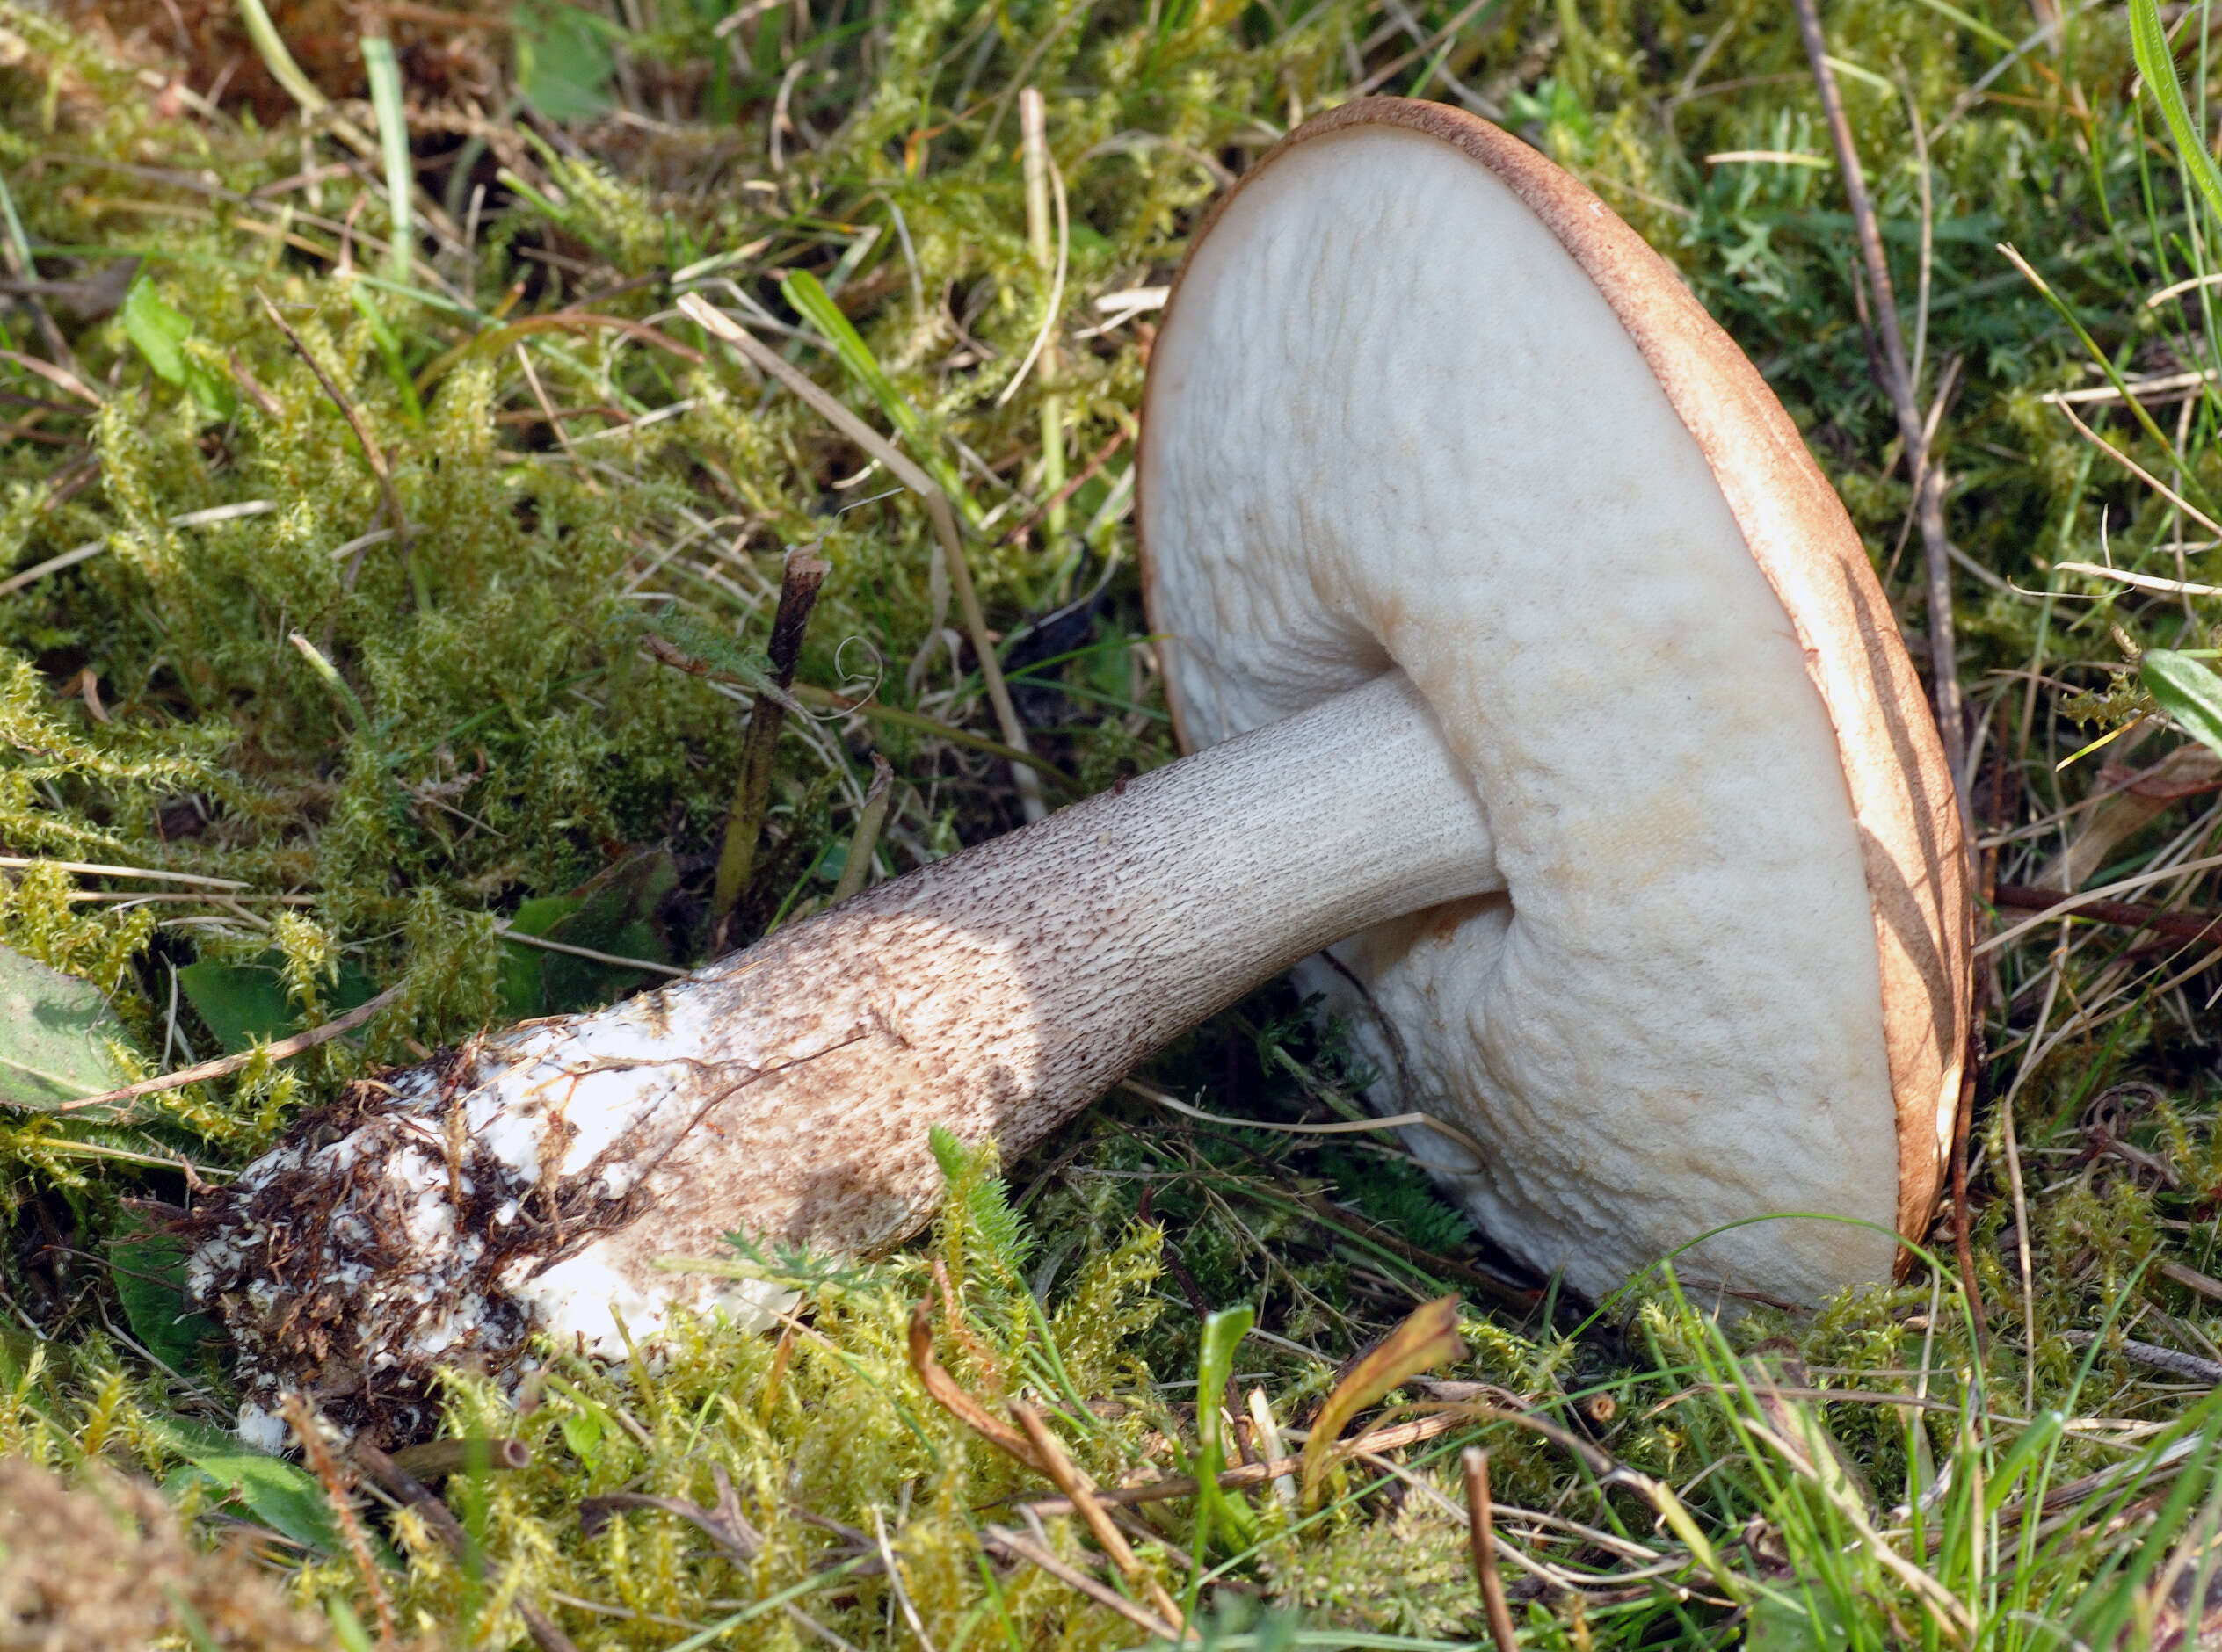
[191,98,1968,1445]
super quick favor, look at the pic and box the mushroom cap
[1136,99,1968,1308]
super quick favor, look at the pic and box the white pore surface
[1142,126,1899,1306]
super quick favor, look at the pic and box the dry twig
[1462,1447,1518,1652]
[979,1525,1181,1642]
[353,1439,581,1652]
[712,547,831,941]
[43,984,402,1115]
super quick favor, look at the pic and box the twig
[1461,1448,1518,1652]
[1789,0,1970,837]
[354,1439,581,1652]
[1950,1063,1990,1359]
[35,982,402,1115]
[1993,882,2222,946]
[0,348,100,407]
[0,502,280,597]
[869,1506,939,1652]
[253,289,407,584]
[514,344,598,494]
[0,540,105,597]
[1001,428,1127,547]
[496,926,687,976]
[979,1525,1180,1642]
[1011,1402,1187,1636]
[1122,1076,1488,1164]
[675,293,1046,821]
[388,1438,532,1481]
[711,547,831,943]
[2063,1330,2222,1386]
[1012,87,1069,546]
[906,1301,1049,1472]
[0,856,247,888]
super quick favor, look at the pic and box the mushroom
[191,98,1967,1442]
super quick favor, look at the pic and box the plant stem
[711,547,831,943]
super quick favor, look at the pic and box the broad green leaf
[0,946,144,1122]
[559,1404,605,1465]
[111,1221,221,1373]
[147,1414,345,1555]
[176,960,294,1055]
[1748,1590,1852,1652]
[498,892,582,1018]
[515,3,616,122]
[2143,649,2222,758]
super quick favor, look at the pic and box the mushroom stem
[192,671,1496,1430]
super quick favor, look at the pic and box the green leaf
[178,951,378,1055]
[2143,649,2222,758]
[120,277,233,418]
[111,1221,222,1373]
[515,3,616,122]
[122,274,192,385]
[176,960,294,1055]
[559,1405,604,1465]
[359,34,413,285]
[146,1415,346,1555]
[1748,1589,1852,1652]
[498,851,678,1018]
[1192,1305,1258,1554]
[0,946,145,1122]
[2131,0,2222,230]
[782,270,924,447]
[778,272,978,523]
[325,1598,376,1652]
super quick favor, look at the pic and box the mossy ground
[5,0,2222,1646]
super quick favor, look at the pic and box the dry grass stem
[830,754,895,905]
[1789,0,1969,833]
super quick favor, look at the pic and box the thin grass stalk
[1020,89,1067,543]
[1788,0,1971,848]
